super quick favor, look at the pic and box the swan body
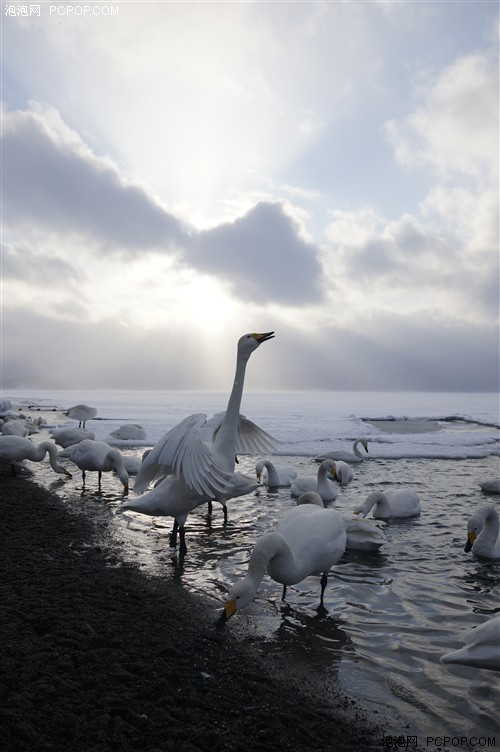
[479,479,500,495]
[255,459,298,488]
[0,436,72,477]
[218,502,346,624]
[2,419,29,437]
[125,333,275,550]
[65,439,129,492]
[354,489,421,519]
[464,504,500,559]
[297,492,387,552]
[110,424,147,440]
[290,460,338,503]
[315,439,369,464]
[334,460,354,486]
[440,615,500,671]
[65,404,97,428]
[49,427,95,448]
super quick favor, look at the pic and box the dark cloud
[188,202,324,304]
[2,108,189,253]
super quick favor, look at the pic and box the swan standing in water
[122,332,275,552]
[464,504,500,559]
[354,489,421,519]
[65,439,129,493]
[297,491,387,552]
[290,460,338,503]
[440,614,500,671]
[255,459,298,488]
[65,404,97,429]
[49,427,95,448]
[0,436,72,477]
[315,439,369,464]
[217,501,346,625]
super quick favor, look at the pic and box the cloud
[2,103,189,253]
[188,202,324,304]
[385,51,499,183]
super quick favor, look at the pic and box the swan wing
[235,417,278,454]
[134,413,232,497]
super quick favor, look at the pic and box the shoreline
[0,463,387,752]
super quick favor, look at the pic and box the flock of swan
[1,332,499,671]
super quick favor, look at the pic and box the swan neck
[38,441,64,472]
[213,352,249,467]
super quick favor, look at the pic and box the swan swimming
[315,439,368,464]
[122,332,275,551]
[255,459,298,488]
[0,436,72,477]
[464,504,500,559]
[354,489,421,519]
[290,460,338,503]
[49,427,96,448]
[297,491,387,552]
[479,479,500,495]
[217,501,346,625]
[440,614,500,671]
[334,460,354,486]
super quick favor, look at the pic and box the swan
[2,419,29,437]
[334,460,354,486]
[65,404,97,428]
[49,427,95,448]
[315,439,369,464]
[297,491,387,552]
[464,504,500,559]
[479,479,500,495]
[255,459,298,488]
[290,460,338,503]
[354,489,421,519]
[109,424,147,440]
[123,332,275,551]
[65,439,129,492]
[217,502,346,625]
[0,436,72,477]
[440,614,500,671]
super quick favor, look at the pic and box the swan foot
[169,519,179,548]
[319,572,328,605]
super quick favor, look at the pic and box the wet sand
[0,463,386,752]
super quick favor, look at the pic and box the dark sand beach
[0,462,387,752]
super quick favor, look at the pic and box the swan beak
[63,468,72,478]
[464,531,476,552]
[216,599,237,628]
[123,482,129,496]
[256,472,262,483]
[252,331,275,343]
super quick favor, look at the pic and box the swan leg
[223,505,228,524]
[320,573,328,605]
[169,519,179,548]
[98,470,102,487]
[10,463,17,476]
[282,584,287,601]
[207,500,213,515]
[179,525,187,554]
[82,469,86,486]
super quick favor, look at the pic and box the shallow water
[5,390,500,742]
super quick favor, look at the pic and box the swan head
[238,332,275,357]
[464,504,495,552]
[216,579,256,627]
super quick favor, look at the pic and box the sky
[1,0,499,393]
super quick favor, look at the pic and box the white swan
[479,479,500,495]
[255,459,298,488]
[354,489,421,519]
[109,424,147,440]
[290,460,338,503]
[2,419,29,437]
[297,491,387,552]
[315,439,369,464]
[49,427,95,448]
[334,460,354,486]
[65,439,129,492]
[123,332,275,551]
[217,502,346,625]
[0,436,72,477]
[65,404,97,428]
[440,615,500,671]
[464,504,500,559]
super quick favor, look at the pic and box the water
[4,389,500,740]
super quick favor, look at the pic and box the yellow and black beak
[464,531,476,552]
[252,331,275,343]
[216,599,237,628]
